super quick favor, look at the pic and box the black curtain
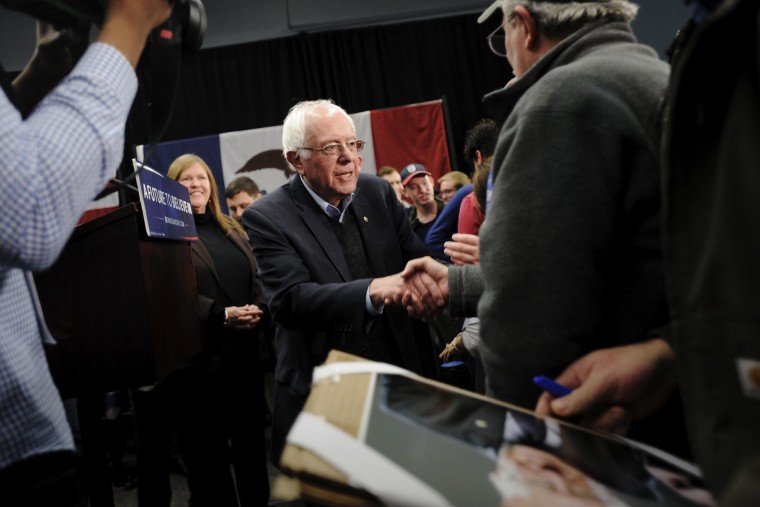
[128,13,509,173]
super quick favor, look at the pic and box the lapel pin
[363,216,369,222]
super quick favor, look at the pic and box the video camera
[0,0,206,53]
[0,0,208,200]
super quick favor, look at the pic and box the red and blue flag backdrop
[82,99,450,221]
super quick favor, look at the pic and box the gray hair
[281,99,356,170]
[501,1,638,37]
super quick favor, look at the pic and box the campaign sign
[134,160,198,241]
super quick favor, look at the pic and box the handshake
[369,233,480,319]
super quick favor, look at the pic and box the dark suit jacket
[190,228,266,330]
[184,224,270,503]
[183,223,269,395]
[158,226,267,392]
[243,173,429,459]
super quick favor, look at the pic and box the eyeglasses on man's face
[487,12,516,58]
[299,140,366,158]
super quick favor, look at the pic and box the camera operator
[0,1,171,505]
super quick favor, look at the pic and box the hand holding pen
[533,339,678,435]
[533,375,573,398]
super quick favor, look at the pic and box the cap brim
[477,0,502,24]
[402,171,432,186]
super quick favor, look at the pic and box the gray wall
[1,1,688,72]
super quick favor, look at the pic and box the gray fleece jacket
[451,19,670,409]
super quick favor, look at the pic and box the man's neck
[415,201,438,224]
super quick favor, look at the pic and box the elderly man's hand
[393,257,449,319]
[370,273,413,309]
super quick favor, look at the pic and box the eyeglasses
[487,13,516,58]
[298,140,365,158]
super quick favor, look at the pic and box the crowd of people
[1,0,758,506]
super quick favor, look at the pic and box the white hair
[501,1,638,37]
[281,99,356,170]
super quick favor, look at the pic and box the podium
[34,203,203,506]
[35,203,203,397]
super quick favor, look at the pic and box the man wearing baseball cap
[400,163,445,246]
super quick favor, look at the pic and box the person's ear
[514,5,539,49]
[286,151,305,174]
[475,150,484,167]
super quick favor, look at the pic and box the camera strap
[140,19,183,148]
[95,19,183,200]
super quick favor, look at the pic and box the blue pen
[533,375,573,397]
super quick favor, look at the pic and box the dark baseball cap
[400,163,432,186]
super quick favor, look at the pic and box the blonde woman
[138,154,270,506]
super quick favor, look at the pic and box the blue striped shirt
[0,42,137,469]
